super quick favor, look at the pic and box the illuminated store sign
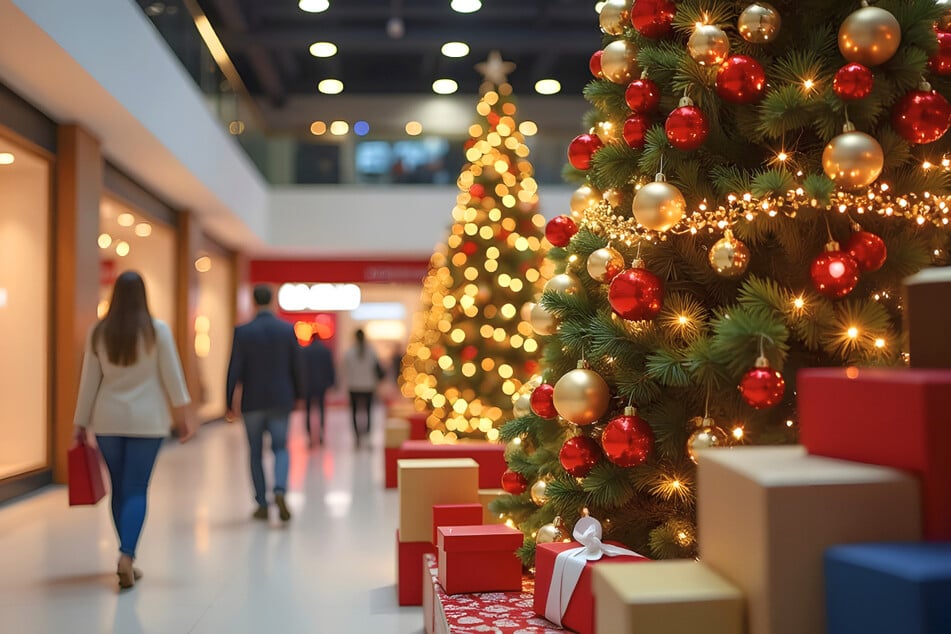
[278,283,361,312]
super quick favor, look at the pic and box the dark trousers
[349,391,374,444]
[305,392,327,443]
[96,435,163,558]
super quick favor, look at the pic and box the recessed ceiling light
[432,79,458,95]
[441,42,470,58]
[405,121,423,136]
[98,233,112,249]
[534,79,561,95]
[330,120,349,135]
[194,256,212,273]
[299,0,330,13]
[519,121,538,136]
[310,121,327,135]
[117,212,135,227]
[0,152,14,165]
[450,0,481,13]
[309,41,337,57]
[318,79,344,94]
[134,223,152,237]
[115,240,130,257]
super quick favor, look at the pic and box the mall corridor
[0,406,422,634]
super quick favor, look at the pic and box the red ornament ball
[487,112,500,126]
[715,55,767,105]
[665,105,709,151]
[845,230,887,272]
[559,436,602,477]
[530,383,558,419]
[545,215,579,248]
[739,365,786,409]
[892,89,951,145]
[501,469,528,495]
[929,30,951,76]
[601,411,654,467]
[630,0,676,39]
[623,114,651,149]
[469,183,485,198]
[590,50,604,79]
[567,133,604,170]
[608,267,664,321]
[625,78,661,114]
[810,249,860,298]
[461,240,478,256]
[833,63,874,100]
[461,345,478,361]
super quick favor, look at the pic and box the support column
[175,210,202,409]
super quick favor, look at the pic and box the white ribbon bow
[544,516,643,627]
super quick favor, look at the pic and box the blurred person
[302,331,335,447]
[341,328,383,447]
[226,284,304,522]
[72,271,194,590]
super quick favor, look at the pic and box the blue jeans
[96,435,164,558]
[243,410,290,507]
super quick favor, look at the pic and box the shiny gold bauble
[536,519,566,543]
[529,302,559,336]
[530,479,549,505]
[822,130,884,190]
[938,0,951,32]
[632,180,686,232]
[587,246,626,283]
[599,0,633,36]
[553,367,612,425]
[595,120,620,145]
[602,187,624,209]
[601,39,640,84]
[738,3,781,43]
[521,301,535,322]
[708,230,751,277]
[687,24,731,66]
[687,421,729,464]
[570,184,602,219]
[545,272,583,295]
[513,392,532,418]
[838,6,901,66]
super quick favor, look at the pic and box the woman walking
[72,271,193,589]
[341,328,382,447]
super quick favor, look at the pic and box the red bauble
[623,114,651,149]
[590,50,604,79]
[630,0,676,39]
[739,364,786,409]
[665,105,709,151]
[469,183,485,198]
[530,383,558,419]
[461,240,478,256]
[461,345,478,361]
[845,230,887,272]
[487,112,500,126]
[715,55,767,105]
[567,133,604,170]
[601,410,654,467]
[608,266,664,321]
[929,30,951,76]
[501,469,528,495]
[545,215,579,248]
[810,248,860,298]
[625,78,661,114]
[892,89,951,145]
[559,436,602,477]
[833,63,874,100]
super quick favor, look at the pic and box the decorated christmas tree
[492,0,951,565]
[400,52,552,442]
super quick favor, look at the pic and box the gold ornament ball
[553,368,612,425]
[599,0,633,35]
[602,187,624,208]
[632,180,686,232]
[536,521,565,544]
[688,24,731,66]
[738,2,781,43]
[687,424,729,464]
[708,231,751,278]
[838,6,901,66]
[570,184,602,219]
[587,246,626,283]
[521,301,535,322]
[938,0,951,32]
[822,130,884,190]
[513,392,532,418]
[529,302,559,336]
[545,272,583,295]
[601,40,640,84]
[595,120,620,145]
[530,480,549,505]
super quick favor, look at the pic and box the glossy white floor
[0,405,423,634]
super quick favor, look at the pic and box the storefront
[193,244,235,421]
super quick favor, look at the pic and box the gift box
[432,503,484,546]
[592,560,744,634]
[534,518,649,634]
[396,529,435,606]
[398,440,506,489]
[903,267,951,369]
[698,446,921,634]
[398,458,479,543]
[799,367,951,540]
[479,488,506,524]
[437,524,523,594]
[387,400,417,419]
[408,412,429,440]
[825,542,951,634]
[384,418,411,489]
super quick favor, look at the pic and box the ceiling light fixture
[318,79,344,94]
[432,79,459,95]
[450,0,481,14]
[0,152,14,165]
[330,121,349,135]
[534,79,561,95]
[441,41,470,57]
[519,121,538,136]
[299,0,330,13]
[117,212,135,227]
[310,121,327,135]
[309,41,337,57]
[405,121,423,136]
[115,241,130,257]
[134,223,152,238]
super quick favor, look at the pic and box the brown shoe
[252,505,269,520]
[275,494,291,522]
[117,555,135,589]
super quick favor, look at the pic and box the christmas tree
[492,0,951,565]
[400,52,552,442]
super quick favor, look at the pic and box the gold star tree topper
[475,50,516,85]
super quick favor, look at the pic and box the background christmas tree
[400,53,552,442]
[492,0,951,565]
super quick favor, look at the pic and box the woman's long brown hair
[93,271,156,366]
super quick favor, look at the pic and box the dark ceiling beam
[248,5,594,22]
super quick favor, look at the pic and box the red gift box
[432,503,484,546]
[799,367,951,540]
[534,541,648,634]
[396,529,436,606]
[68,440,106,506]
[385,447,399,489]
[437,524,523,594]
[398,440,506,489]
[408,412,429,440]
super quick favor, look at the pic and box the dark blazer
[226,311,304,413]
[303,339,335,396]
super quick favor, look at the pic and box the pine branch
[582,461,637,508]
[591,143,642,189]
[583,79,628,115]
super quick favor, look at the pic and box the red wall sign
[250,259,430,284]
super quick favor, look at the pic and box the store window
[194,249,234,421]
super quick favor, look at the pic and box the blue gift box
[825,542,951,634]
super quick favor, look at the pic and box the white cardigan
[73,318,191,437]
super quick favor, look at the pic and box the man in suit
[226,285,304,522]
[302,331,335,447]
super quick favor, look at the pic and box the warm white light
[134,223,152,237]
[310,121,327,135]
[441,41,470,57]
[194,256,212,273]
[732,426,744,440]
[330,120,349,135]
[432,78,459,94]
[519,121,538,136]
[115,241,130,257]
[875,338,886,348]
[450,0,481,13]
[0,152,14,165]
[278,283,362,311]
[405,121,423,136]
[364,320,408,341]
[309,41,337,57]
[534,79,561,95]
[117,213,135,227]
[318,79,344,94]
[777,151,788,162]
[299,0,329,13]
[847,327,859,339]
[803,79,815,90]
[98,233,113,249]
[793,297,805,309]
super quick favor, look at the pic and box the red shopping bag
[68,439,106,506]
